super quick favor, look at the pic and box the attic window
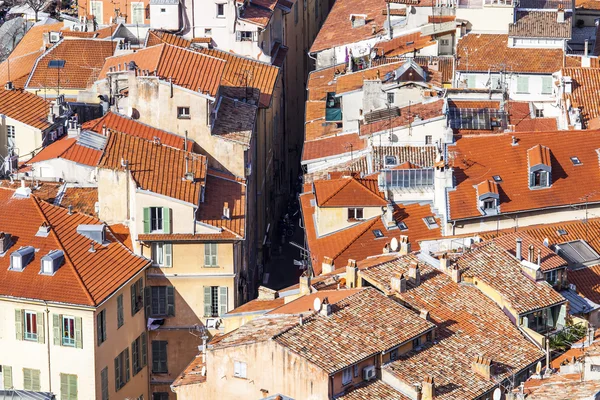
[40,250,64,275]
[570,156,582,166]
[398,221,408,231]
[10,246,35,271]
[424,216,438,229]
[557,229,568,236]
[372,229,384,238]
[385,156,397,166]
[492,175,502,183]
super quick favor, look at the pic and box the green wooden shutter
[75,317,83,349]
[204,244,210,266]
[53,314,61,346]
[143,207,151,233]
[203,287,212,317]
[164,244,172,267]
[125,348,130,383]
[15,309,22,341]
[23,368,32,390]
[151,341,158,372]
[101,368,108,400]
[32,369,40,391]
[542,76,553,94]
[60,374,68,398]
[141,332,147,367]
[131,282,136,316]
[517,76,529,93]
[144,287,151,318]
[218,287,228,316]
[162,207,171,234]
[96,313,101,346]
[167,286,175,316]
[132,339,139,375]
[3,366,12,389]
[69,375,77,399]
[36,312,44,344]
[114,356,121,391]
[117,295,124,328]
[102,311,106,342]
[212,244,217,266]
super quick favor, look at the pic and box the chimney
[439,253,449,271]
[299,275,311,296]
[451,265,461,283]
[472,355,492,379]
[346,259,358,288]
[422,376,435,400]
[0,232,11,253]
[408,262,421,286]
[222,202,230,219]
[319,297,333,317]
[257,286,278,300]
[399,235,411,255]
[322,256,334,274]
[528,244,535,263]
[390,273,407,293]
[420,309,430,321]
[516,238,523,261]
[511,136,518,146]
[557,7,565,23]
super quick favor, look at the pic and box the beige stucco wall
[180,340,329,399]
[93,271,149,400]
[0,116,44,160]
[97,168,131,225]
[455,6,513,33]
[315,206,382,236]
[134,191,197,235]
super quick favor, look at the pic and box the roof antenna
[68,205,73,215]
[89,241,96,253]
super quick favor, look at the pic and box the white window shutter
[218,287,228,316]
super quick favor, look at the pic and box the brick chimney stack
[472,355,492,379]
[408,262,421,286]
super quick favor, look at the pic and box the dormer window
[40,250,64,275]
[483,199,496,210]
[477,180,500,216]
[10,246,35,271]
[527,145,552,189]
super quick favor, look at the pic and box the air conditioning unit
[362,365,376,381]
[49,32,60,43]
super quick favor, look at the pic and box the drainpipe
[44,300,51,392]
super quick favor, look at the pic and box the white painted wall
[31,159,96,183]
[457,72,556,102]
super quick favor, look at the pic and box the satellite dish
[370,50,377,60]
[535,361,542,374]
[391,237,399,252]
[543,238,549,247]
[313,297,322,312]
[493,388,501,400]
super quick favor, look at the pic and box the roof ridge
[31,196,95,305]
[319,178,353,205]
[332,217,380,260]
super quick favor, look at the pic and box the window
[7,125,15,147]
[390,348,399,361]
[387,92,395,104]
[483,199,496,210]
[535,108,544,118]
[23,311,39,341]
[294,1,298,24]
[412,336,422,349]
[425,135,432,145]
[148,286,175,317]
[132,332,147,376]
[236,31,254,42]
[62,316,75,346]
[144,207,171,234]
[546,269,558,284]
[23,368,40,391]
[571,156,582,166]
[204,243,218,267]
[117,294,124,328]
[384,155,397,166]
[90,1,103,24]
[177,106,190,119]
[131,277,144,316]
[348,208,364,220]
[541,76,553,95]
[115,348,130,391]
[152,242,172,267]
[160,7,166,12]
[153,393,169,400]
[233,361,247,378]
[353,364,359,377]
[216,3,225,16]
[440,39,450,46]
[203,286,227,317]
[557,229,568,236]
[465,75,476,88]
[60,374,77,400]
[516,76,529,93]
[1,365,12,389]
[101,367,108,400]
[372,229,384,238]
[205,28,212,36]
[152,341,168,373]
[97,309,107,346]
[131,2,145,24]
[342,367,352,385]
[530,170,549,188]
[493,175,502,182]
[424,216,437,228]
[398,221,408,231]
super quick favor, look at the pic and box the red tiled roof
[456,34,578,73]
[528,143,551,167]
[171,356,206,388]
[576,0,600,9]
[302,133,367,162]
[27,136,102,167]
[239,3,273,27]
[476,180,497,196]
[61,25,117,39]
[27,39,117,90]
[524,373,600,399]
[509,11,572,39]
[226,297,285,314]
[82,112,190,150]
[561,68,600,129]
[268,289,362,314]
[145,30,192,48]
[99,44,225,97]
[10,23,63,59]
[374,32,439,58]
[99,130,208,205]
[507,101,558,132]
[0,50,44,88]
[448,130,600,220]
[490,232,567,272]
[59,186,98,216]
[313,176,387,207]
[211,96,257,146]
[0,187,149,306]
[0,88,51,130]
[359,100,445,136]
[372,145,438,171]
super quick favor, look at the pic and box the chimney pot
[408,261,421,286]
[472,355,492,379]
[346,260,358,288]
[516,238,523,261]
[322,256,334,274]
[451,265,461,283]
[299,275,311,296]
[390,273,407,293]
[421,376,435,400]
[528,244,535,263]
[399,235,411,255]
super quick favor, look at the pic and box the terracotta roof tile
[509,11,572,39]
[99,44,225,97]
[268,289,362,314]
[239,4,273,27]
[99,130,208,204]
[576,0,600,9]
[27,38,117,90]
[524,373,600,399]
[447,131,600,220]
[0,88,51,130]
[528,143,552,167]
[0,50,44,88]
[372,145,437,171]
[61,25,117,39]
[81,111,190,150]
[476,180,498,196]
[337,380,410,400]
[0,187,149,306]
[9,23,63,59]
[211,96,257,146]
[302,133,367,162]
[303,156,370,183]
[374,32,440,58]
[108,223,134,251]
[209,314,300,349]
[359,100,444,136]
[507,101,558,132]
[145,30,192,48]
[273,288,435,373]
[59,186,98,216]
[314,176,387,207]
[561,68,600,128]
[456,34,578,73]
[171,356,206,387]
[27,136,103,167]
[227,297,285,314]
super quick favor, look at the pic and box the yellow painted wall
[134,191,197,235]
[315,206,382,236]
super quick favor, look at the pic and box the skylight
[398,221,408,231]
[372,229,384,238]
[557,229,567,236]
[493,175,502,183]
[424,216,438,229]
[570,156,582,166]
[555,240,600,266]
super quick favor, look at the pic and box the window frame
[483,199,496,210]
[216,2,225,17]
[150,207,163,233]
[97,309,107,346]
[233,361,247,378]
[151,286,168,317]
[6,125,15,147]
[516,76,530,94]
[60,373,78,400]
[347,208,364,220]
[152,341,168,373]
[342,367,352,385]
[24,311,38,341]
[131,278,144,316]
[425,135,432,145]
[177,106,191,119]
[62,316,76,347]
[101,367,109,400]
[23,368,40,391]
[117,294,124,329]
[387,92,395,105]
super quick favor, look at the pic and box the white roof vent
[10,246,35,271]
[36,222,51,237]
[40,250,64,275]
[76,224,106,244]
